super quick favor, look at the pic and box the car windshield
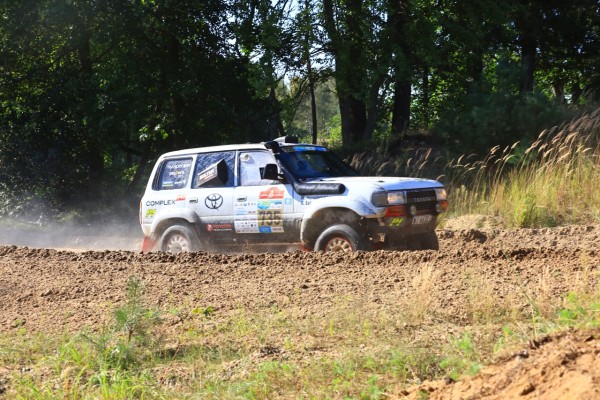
[276,145,358,180]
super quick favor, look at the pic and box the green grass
[1,267,599,399]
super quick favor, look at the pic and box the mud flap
[141,236,157,253]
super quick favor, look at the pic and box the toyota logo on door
[205,193,223,210]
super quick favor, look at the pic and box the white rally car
[140,137,448,253]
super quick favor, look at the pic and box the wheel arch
[150,209,200,239]
[152,217,199,241]
[300,207,363,248]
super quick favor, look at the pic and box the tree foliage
[0,0,598,216]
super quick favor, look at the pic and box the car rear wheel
[160,225,199,253]
[314,224,370,252]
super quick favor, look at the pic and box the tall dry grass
[350,108,600,227]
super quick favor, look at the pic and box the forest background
[0,0,598,221]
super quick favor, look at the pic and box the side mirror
[261,163,280,180]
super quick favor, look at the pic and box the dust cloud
[0,218,143,251]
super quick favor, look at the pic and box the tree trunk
[127,141,151,197]
[388,0,411,140]
[303,0,318,144]
[308,67,318,144]
[363,83,381,143]
[421,67,430,127]
[268,86,285,139]
[519,32,536,94]
[571,82,583,104]
[552,81,566,104]
[165,33,186,148]
[390,80,411,138]
[322,0,368,146]
[76,23,103,201]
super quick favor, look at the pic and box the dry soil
[1,221,599,399]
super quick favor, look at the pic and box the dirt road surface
[1,222,599,398]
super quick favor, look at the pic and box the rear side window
[193,151,236,188]
[157,158,193,190]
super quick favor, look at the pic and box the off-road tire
[314,224,370,252]
[159,224,199,253]
[409,231,439,251]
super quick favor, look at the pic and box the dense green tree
[0,0,598,216]
[0,0,270,212]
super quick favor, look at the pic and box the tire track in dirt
[1,224,599,334]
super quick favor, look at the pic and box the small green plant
[360,375,385,400]
[79,276,160,372]
[439,333,482,381]
[113,276,160,345]
[557,292,600,328]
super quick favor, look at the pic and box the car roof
[160,143,268,158]
[159,141,318,159]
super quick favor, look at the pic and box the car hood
[310,176,444,191]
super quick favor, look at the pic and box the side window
[192,151,235,188]
[157,158,192,190]
[239,151,278,186]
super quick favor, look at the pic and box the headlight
[387,191,406,205]
[371,191,406,206]
[371,192,388,207]
[435,188,447,201]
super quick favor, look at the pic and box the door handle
[189,197,198,204]
[237,196,247,202]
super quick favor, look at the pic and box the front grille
[406,190,437,214]
[406,190,436,203]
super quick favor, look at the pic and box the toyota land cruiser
[140,137,448,253]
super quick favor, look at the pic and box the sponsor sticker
[388,217,404,227]
[259,186,284,199]
[235,220,259,233]
[146,200,175,206]
[196,168,215,181]
[166,161,191,170]
[207,223,233,232]
[145,209,156,218]
[257,200,282,210]
[257,200,271,210]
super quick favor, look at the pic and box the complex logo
[205,193,223,210]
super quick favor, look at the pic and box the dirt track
[1,222,600,398]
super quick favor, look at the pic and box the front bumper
[366,200,446,248]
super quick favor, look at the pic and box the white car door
[234,150,295,238]
[189,151,236,238]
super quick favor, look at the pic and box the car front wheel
[314,224,370,252]
[408,231,439,251]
